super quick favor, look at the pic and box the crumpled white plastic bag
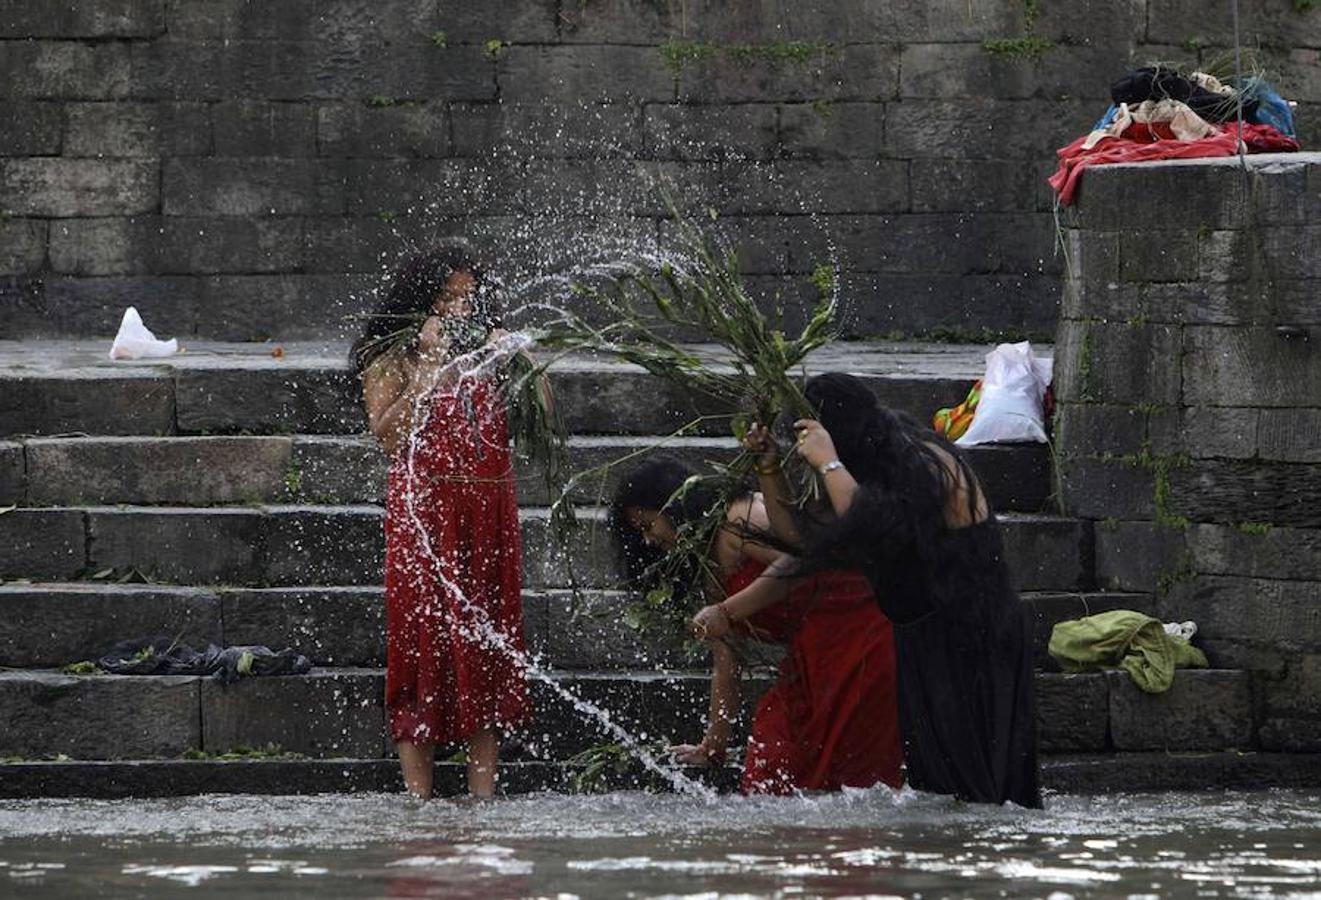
[955,341,1052,446]
[109,307,178,360]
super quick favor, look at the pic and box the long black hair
[608,455,726,585]
[350,244,499,376]
[801,372,986,568]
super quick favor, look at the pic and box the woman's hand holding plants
[667,741,726,767]
[691,602,734,642]
[793,418,839,470]
[742,421,779,474]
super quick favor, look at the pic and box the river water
[2,788,1319,897]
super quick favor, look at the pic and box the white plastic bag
[108,307,178,361]
[955,341,1052,446]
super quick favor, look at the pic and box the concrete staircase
[0,340,1289,797]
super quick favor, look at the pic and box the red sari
[384,374,531,745]
[725,561,903,794]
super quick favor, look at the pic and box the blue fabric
[1092,104,1120,131]
[1234,76,1296,137]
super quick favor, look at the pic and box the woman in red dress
[610,456,902,793]
[354,247,532,799]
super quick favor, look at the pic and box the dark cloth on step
[96,636,312,684]
[1111,66,1258,123]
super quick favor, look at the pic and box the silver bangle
[818,460,844,476]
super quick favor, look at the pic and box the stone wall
[3,0,1321,342]
[1055,153,1321,752]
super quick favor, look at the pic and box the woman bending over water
[611,455,902,794]
[353,246,533,799]
[705,374,1041,807]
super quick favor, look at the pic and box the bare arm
[702,639,741,757]
[363,355,444,457]
[744,423,802,547]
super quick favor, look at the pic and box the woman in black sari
[697,373,1040,807]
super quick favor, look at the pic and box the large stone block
[1033,0,1146,44]
[164,0,317,40]
[521,509,614,589]
[0,673,200,760]
[449,102,643,159]
[839,271,1060,338]
[0,41,130,98]
[1162,575,1321,659]
[0,508,86,579]
[38,275,201,337]
[1093,520,1188,593]
[1166,461,1321,528]
[0,101,63,155]
[64,101,213,157]
[195,273,376,340]
[500,46,676,104]
[886,99,1095,160]
[341,157,523,217]
[317,102,450,158]
[643,103,779,161]
[1148,0,1321,50]
[220,587,385,666]
[434,0,558,42]
[301,216,410,274]
[0,0,165,37]
[0,441,22,503]
[87,507,263,584]
[674,44,900,104]
[288,435,385,504]
[788,213,1006,276]
[201,670,386,757]
[162,158,327,216]
[0,159,157,216]
[1121,229,1199,283]
[1068,159,1253,231]
[1054,402,1148,459]
[1108,669,1254,751]
[0,371,176,436]
[212,100,317,157]
[910,158,1041,213]
[1059,321,1181,405]
[719,159,910,215]
[49,216,303,276]
[539,590,685,670]
[1258,653,1321,751]
[777,102,884,160]
[0,584,221,667]
[1147,405,1259,460]
[0,219,46,276]
[175,367,364,434]
[998,514,1090,592]
[25,436,293,506]
[899,43,1114,103]
[1259,409,1321,462]
[1035,673,1108,751]
[1187,523,1321,582]
[1056,455,1156,520]
[1184,325,1321,408]
[127,39,228,100]
[262,506,384,586]
[321,44,496,103]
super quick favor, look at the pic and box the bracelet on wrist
[753,460,778,476]
[818,459,844,476]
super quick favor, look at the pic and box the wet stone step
[0,506,1092,591]
[3,751,1318,800]
[0,340,1021,438]
[0,669,1255,763]
[0,583,1152,673]
[13,434,1053,512]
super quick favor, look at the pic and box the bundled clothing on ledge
[1050,65,1300,205]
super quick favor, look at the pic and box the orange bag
[933,379,982,441]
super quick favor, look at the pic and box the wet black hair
[607,455,726,585]
[800,372,985,573]
[350,243,499,376]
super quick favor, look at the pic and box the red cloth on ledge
[1049,121,1300,206]
[724,561,903,795]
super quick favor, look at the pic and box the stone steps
[0,668,1255,764]
[5,751,1321,800]
[3,433,1053,512]
[0,505,1092,590]
[0,582,1152,672]
[0,339,1007,437]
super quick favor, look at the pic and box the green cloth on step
[1048,609,1208,693]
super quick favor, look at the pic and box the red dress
[384,374,531,745]
[725,561,903,794]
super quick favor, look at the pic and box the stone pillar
[1054,153,1321,751]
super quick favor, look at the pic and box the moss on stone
[982,36,1056,60]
